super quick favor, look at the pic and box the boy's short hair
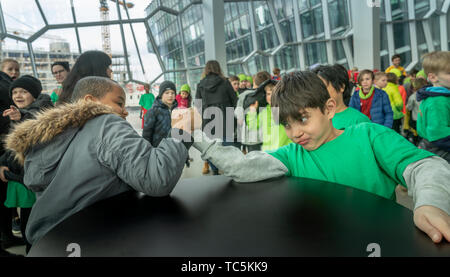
[412,78,428,92]
[408,69,419,76]
[386,72,398,84]
[374,72,387,80]
[1,58,19,69]
[254,71,271,87]
[51,61,70,72]
[271,71,330,126]
[422,51,450,76]
[228,75,239,82]
[313,64,351,98]
[357,69,374,85]
[71,76,121,102]
[391,54,401,61]
[264,83,275,92]
[273,67,281,75]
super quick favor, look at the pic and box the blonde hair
[374,72,387,80]
[422,51,450,75]
[1,59,19,70]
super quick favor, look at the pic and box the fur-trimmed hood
[5,100,116,165]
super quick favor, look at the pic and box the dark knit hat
[10,75,42,99]
[158,80,176,98]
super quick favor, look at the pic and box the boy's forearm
[192,130,288,183]
[403,156,450,215]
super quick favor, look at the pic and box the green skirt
[4,181,36,208]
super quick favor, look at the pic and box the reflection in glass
[2,0,45,38]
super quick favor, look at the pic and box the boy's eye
[301,117,308,123]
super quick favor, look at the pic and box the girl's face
[180,91,189,99]
[52,65,69,84]
[360,74,374,92]
[12,88,35,109]
[2,62,20,80]
[161,90,176,106]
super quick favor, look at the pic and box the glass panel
[247,54,270,75]
[310,0,321,7]
[313,7,324,35]
[160,0,191,12]
[431,16,441,50]
[393,22,410,49]
[391,0,408,21]
[189,68,203,95]
[257,26,279,51]
[301,11,313,38]
[227,64,244,77]
[164,71,187,91]
[333,40,346,62]
[380,23,388,52]
[122,23,163,83]
[328,0,349,31]
[3,0,46,39]
[305,42,327,66]
[280,19,296,43]
[31,28,79,94]
[298,0,309,11]
[414,0,429,19]
[254,1,272,29]
[72,0,120,23]
[38,0,73,24]
[274,45,299,72]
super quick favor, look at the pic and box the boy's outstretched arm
[403,156,450,243]
[192,130,288,183]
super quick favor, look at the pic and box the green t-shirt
[332,107,371,130]
[417,96,450,141]
[267,123,434,200]
[4,181,36,208]
[139,93,155,110]
[247,105,292,151]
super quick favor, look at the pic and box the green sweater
[417,96,450,141]
[332,107,371,130]
[247,105,292,151]
[268,123,434,200]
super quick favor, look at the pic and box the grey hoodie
[5,101,189,244]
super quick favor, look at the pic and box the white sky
[1,0,162,83]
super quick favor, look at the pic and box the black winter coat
[0,72,13,155]
[142,98,178,147]
[195,74,238,141]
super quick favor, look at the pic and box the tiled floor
[4,109,414,256]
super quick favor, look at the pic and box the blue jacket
[143,98,178,147]
[349,88,393,128]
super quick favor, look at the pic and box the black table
[28,176,450,257]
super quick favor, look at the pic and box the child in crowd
[246,76,253,89]
[238,74,248,94]
[143,80,178,147]
[228,75,240,96]
[384,73,404,133]
[416,51,450,162]
[349,70,393,128]
[183,71,450,244]
[314,64,370,130]
[272,67,281,81]
[247,79,292,151]
[0,75,53,253]
[4,76,192,247]
[406,78,428,146]
[235,71,272,154]
[139,84,155,129]
[0,59,20,81]
[176,84,192,109]
[374,72,388,90]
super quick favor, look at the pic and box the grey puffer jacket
[5,100,190,244]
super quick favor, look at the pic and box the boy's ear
[83,94,97,102]
[325,98,337,120]
[427,73,437,84]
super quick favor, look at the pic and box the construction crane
[100,0,134,56]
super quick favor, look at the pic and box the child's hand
[0,166,10,183]
[172,108,202,133]
[249,101,259,112]
[414,205,450,243]
[2,106,21,121]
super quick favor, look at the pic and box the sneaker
[202,162,210,174]
[12,217,21,236]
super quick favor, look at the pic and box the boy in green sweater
[313,64,370,130]
[247,79,292,151]
[416,51,450,162]
[181,71,450,243]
